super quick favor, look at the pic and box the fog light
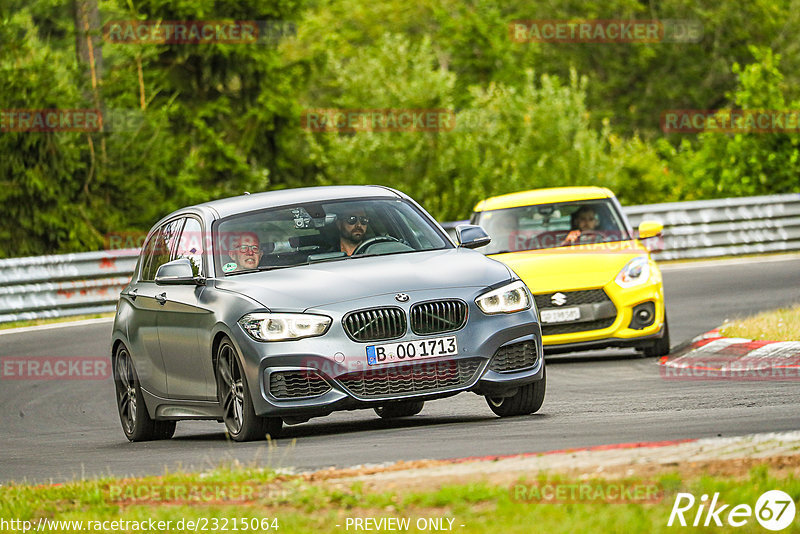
[629,302,656,330]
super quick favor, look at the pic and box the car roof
[190,185,402,220]
[473,186,614,212]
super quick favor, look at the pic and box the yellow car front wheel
[642,313,671,357]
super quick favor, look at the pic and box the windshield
[472,198,632,255]
[214,198,450,274]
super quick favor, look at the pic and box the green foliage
[1,0,306,257]
[298,0,800,137]
[303,34,673,220]
[670,47,800,199]
[0,7,96,256]
[302,34,460,217]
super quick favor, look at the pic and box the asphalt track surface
[1,255,799,483]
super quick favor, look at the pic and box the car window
[138,230,161,282]
[141,218,185,280]
[214,198,450,274]
[175,217,204,276]
[475,199,631,254]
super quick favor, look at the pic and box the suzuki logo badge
[551,292,567,306]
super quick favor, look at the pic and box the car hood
[490,241,650,293]
[215,248,512,310]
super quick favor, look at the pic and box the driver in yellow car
[561,205,599,246]
[335,209,370,256]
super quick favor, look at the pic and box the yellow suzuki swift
[471,187,669,356]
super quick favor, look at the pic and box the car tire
[644,313,671,357]
[114,344,176,442]
[374,400,425,419]
[216,338,282,442]
[485,366,546,417]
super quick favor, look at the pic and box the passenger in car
[225,232,263,272]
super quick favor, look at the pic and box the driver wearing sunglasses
[335,209,370,256]
[227,232,263,271]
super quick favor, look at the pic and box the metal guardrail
[1,193,798,324]
[0,250,138,324]
[623,193,800,260]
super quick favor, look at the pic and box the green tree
[0,5,98,256]
[0,0,308,256]
[303,34,669,221]
[671,47,800,199]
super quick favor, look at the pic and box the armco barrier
[0,250,138,324]
[443,192,800,261]
[0,193,798,324]
[623,193,800,260]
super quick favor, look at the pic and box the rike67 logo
[668,490,796,530]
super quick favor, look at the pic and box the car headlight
[476,280,531,314]
[615,257,651,288]
[239,313,331,341]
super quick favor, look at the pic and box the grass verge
[0,313,114,331]
[719,303,800,341]
[1,464,798,533]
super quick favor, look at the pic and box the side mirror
[155,258,201,285]
[637,221,664,253]
[455,224,491,249]
[638,221,663,239]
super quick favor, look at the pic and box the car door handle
[156,292,167,305]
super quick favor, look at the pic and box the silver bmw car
[111,186,545,442]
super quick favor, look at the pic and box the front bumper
[538,276,666,354]
[228,293,544,418]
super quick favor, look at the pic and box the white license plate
[366,336,458,366]
[540,307,581,324]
